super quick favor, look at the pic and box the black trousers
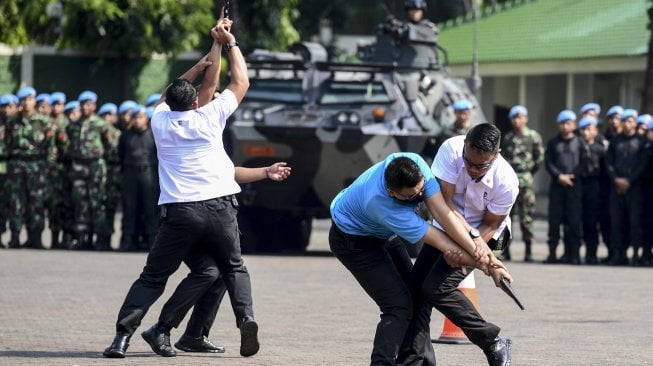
[120,165,159,250]
[329,224,414,366]
[581,177,602,258]
[399,245,500,366]
[183,275,228,338]
[547,182,582,258]
[609,182,643,259]
[114,196,253,335]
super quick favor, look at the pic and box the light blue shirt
[330,152,440,244]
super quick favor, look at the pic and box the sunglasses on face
[462,147,497,170]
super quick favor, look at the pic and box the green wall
[0,55,21,95]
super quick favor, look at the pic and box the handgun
[499,277,524,311]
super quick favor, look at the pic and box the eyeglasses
[462,147,497,171]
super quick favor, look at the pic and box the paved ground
[1,219,652,365]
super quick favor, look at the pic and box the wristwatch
[469,227,481,239]
[224,41,239,52]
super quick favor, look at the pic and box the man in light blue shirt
[330,152,509,365]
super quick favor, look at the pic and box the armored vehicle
[227,17,484,253]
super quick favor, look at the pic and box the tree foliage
[235,0,300,51]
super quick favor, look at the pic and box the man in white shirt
[103,17,258,359]
[400,123,519,366]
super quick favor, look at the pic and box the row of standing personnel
[0,89,160,251]
[501,103,653,266]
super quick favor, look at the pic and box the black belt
[332,220,385,249]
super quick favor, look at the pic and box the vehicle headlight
[253,109,265,123]
[348,112,361,125]
[241,108,253,121]
[335,111,349,124]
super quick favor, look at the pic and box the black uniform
[544,134,584,264]
[118,127,159,251]
[579,136,608,264]
[605,133,648,265]
[640,142,653,265]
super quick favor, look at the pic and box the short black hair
[166,78,197,111]
[384,156,423,190]
[465,123,501,153]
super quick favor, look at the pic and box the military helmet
[405,0,427,10]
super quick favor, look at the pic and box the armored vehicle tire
[238,208,312,253]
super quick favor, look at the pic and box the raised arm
[210,22,249,103]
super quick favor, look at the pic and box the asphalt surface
[1,218,652,365]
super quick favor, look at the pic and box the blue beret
[36,93,50,104]
[509,105,528,119]
[579,102,601,116]
[556,110,576,123]
[78,90,97,103]
[64,101,80,113]
[49,92,66,104]
[578,116,598,128]
[131,105,146,117]
[118,100,137,115]
[648,119,653,130]
[145,93,162,107]
[98,103,118,116]
[0,93,19,106]
[621,109,638,121]
[453,99,473,111]
[17,86,37,100]
[146,106,155,119]
[636,113,651,125]
[606,105,622,117]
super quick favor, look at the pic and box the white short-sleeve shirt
[431,135,519,239]
[151,89,241,204]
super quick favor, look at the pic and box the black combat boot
[50,230,61,249]
[8,230,21,248]
[523,240,533,262]
[71,232,90,250]
[27,230,45,249]
[94,234,113,251]
[60,232,72,249]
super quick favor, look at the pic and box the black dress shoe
[483,337,512,366]
[175,334,225,353]
[239,316,260,357]
[141,324,176,357]
[103,332,131,358]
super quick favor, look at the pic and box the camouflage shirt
[5,112,56,162]
[501,127,544,187]
[104,123,121,165]
[65,115,110,160]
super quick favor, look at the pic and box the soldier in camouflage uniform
[0,93,20,248]
[5,87,56,249]
[501,105,544,261]
[65,91,112,250]
[46,92,69,249]
[98,103,121,248]
[56,101,83,248]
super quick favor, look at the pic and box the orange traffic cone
[432,271,479,344]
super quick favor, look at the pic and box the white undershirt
[151,90,240,204]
